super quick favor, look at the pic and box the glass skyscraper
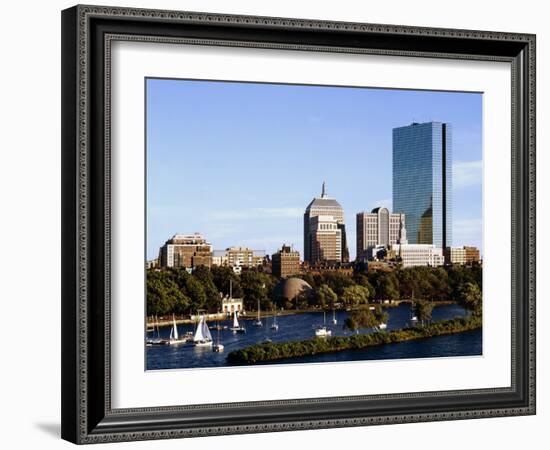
[392,122,452,249]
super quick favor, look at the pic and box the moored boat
[229,311,246,333]
[168,314,189,345]
[252,298,263,327]
[212,320,224,352]
[315,311,332,337]
[270,312,279,331]
[193,314,213,347]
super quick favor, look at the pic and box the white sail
[201,317,212,341]
[172,314,178,340]
[193,316,205,342]
[233,311,239,328]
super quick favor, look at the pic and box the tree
[240,271,276,311]
[373,304,389,326]
[322,272,355,296]
[414,300,434,325]
[193,265,221,312]
[378,273,400,300]
[315,284,338,308]
[344,308,378,330]
[146,270,187,316]
[353,273,376,299]
[211,265,243,298]
[397,269,418,299]
[341,285,370,307]
[458,282,482,316]
[184,276,207,312]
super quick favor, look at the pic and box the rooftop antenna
[321,181,326,198]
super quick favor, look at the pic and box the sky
[146,78,483,261]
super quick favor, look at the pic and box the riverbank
[148,301,458,327]
[226,315,482,365]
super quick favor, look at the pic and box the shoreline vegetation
[226,316,482,365]
[147,300,459,327]
[147,264,482,321]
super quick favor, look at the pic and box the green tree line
[227,315,482,365]
[147,264,482,317]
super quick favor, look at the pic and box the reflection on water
[146,303,480,370]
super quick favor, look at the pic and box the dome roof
[274,277,313,300]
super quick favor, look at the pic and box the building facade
[211,247,265,272]
[390,244,444,268]
[444,246,481,265]
[356,207,407,261]
[309,215,342,264]
[159,233,213,268]
[221,296,244,315]
[444,247,466,265]
[464,246,481,264]
[393,122,453,249]
[272,244,301,278]
[304,182,348,264]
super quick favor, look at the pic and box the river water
[146,303,481,370]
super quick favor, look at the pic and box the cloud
[209,207,303,221]
[453,160,482,189]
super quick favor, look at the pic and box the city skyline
[147,79,483,260]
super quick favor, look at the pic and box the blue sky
[146,79,482,260]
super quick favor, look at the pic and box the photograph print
[145,79,483,370]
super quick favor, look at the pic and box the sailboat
[168,314,189,345]
[193,314,213,347]
[146,316,169,345]
[331,308,338,325]
[270,312,279,331]
[212,320,224,352]
[409,302,419,326]
[315,311,332,337]
[252,298,263,327]
[229,310,246,333]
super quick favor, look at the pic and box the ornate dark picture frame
[61,4,536,444]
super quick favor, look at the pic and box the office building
[304,182,349,263]
[356,207,407,260]
[272,244,301,278]
[309,215,342,264]
[390,244,444,268]
[211,247,265,272]
[159,233,212,268]
[444,246,481,265]
[444,247,466,265]
[393,121,453,248]
[464,246,481,264]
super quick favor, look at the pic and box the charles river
[146,303,482,370]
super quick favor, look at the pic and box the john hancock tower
[393,122,452,248]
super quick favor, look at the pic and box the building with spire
[303,182,349,264]
[356,207,407,261]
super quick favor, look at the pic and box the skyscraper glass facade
[392,122,452,248]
